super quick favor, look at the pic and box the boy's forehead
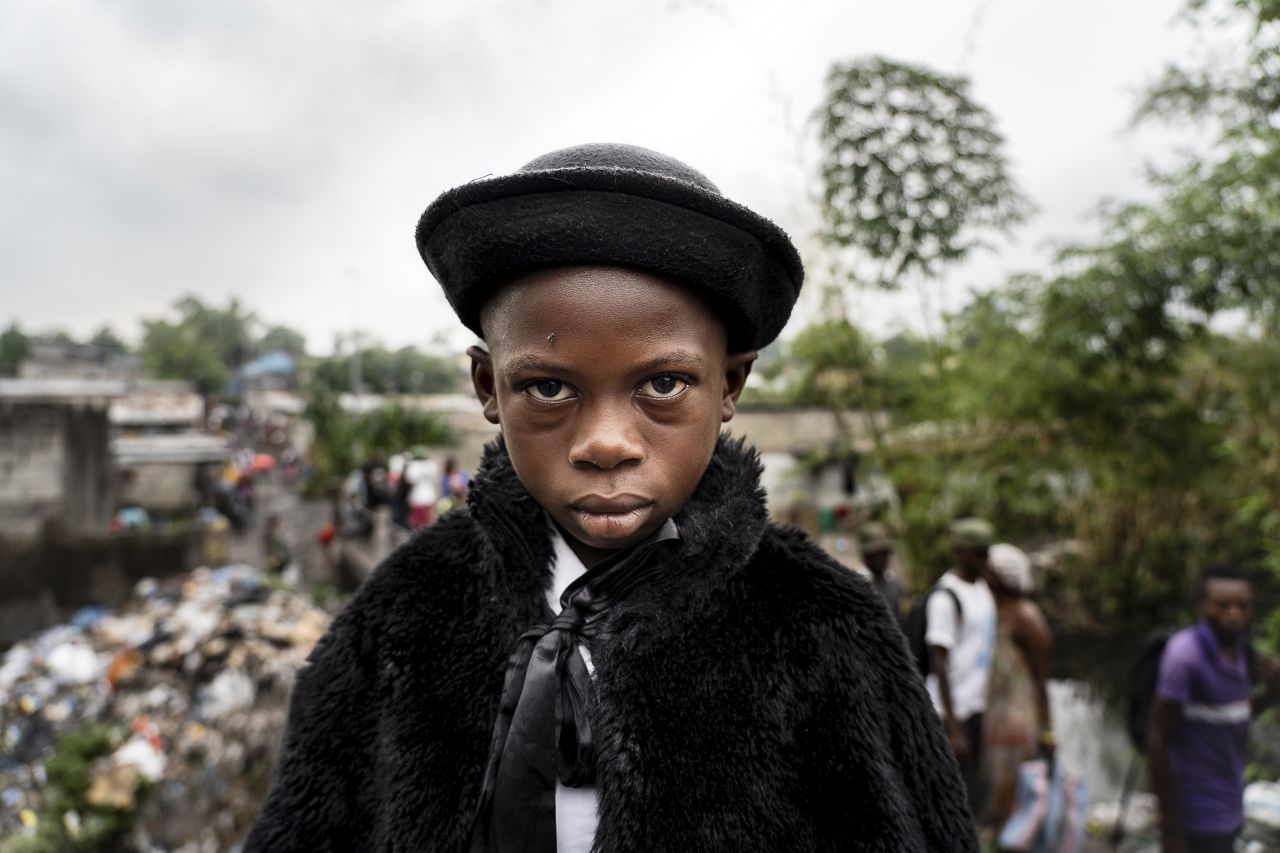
[480,266,730,352]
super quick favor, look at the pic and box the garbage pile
[0,565,330,852]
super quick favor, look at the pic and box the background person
[403,445,440,529]
[858,521,903,619]
[927,516,998,818]
[1147,564,1279,853]
[981,542,1054,830]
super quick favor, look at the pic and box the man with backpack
[925,517,999,816]
[1147,564,1278,853]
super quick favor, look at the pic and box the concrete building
[0,379,121,542]
[18,338,140,382]
[0,379,223,644]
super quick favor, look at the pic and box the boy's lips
[570,495,654,541]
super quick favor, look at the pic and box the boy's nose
[568,402,644,470]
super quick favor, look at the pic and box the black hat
[415,143,805,351]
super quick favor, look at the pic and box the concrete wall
[117,462,216,514]
[0,400,114,542]
[0,527,202,647]
[0,402,65,540]
[62,403,114,531]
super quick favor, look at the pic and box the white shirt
[405,458,440,507]
[545,526,599,853]
[925,570,996,720]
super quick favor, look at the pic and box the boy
[1148,565,1277,853]
[247,143,976,851]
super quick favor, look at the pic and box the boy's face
[469,266,755,566]
[1199,578,1253,643]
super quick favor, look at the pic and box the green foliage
[815,56,1030,290]
[173,296,258,369]
[88,326,130,357]
[310,344,460,395]
[0,322,30,376]
[303,386,456,490]
[783,319,876,406]
[139,296,309,397]
[778,1,1280,626]
[3,723,137,853]
[1133,0,1280,128]
[258,324,308,357]
[141,317,231,396]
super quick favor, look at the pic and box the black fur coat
[246,437,977,852]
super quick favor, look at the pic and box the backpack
[903,585,964,678]
[1125,627,1259,753]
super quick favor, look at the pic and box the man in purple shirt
[1148,565,1273,853]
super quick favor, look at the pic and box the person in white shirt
[403,446,440,529]
[926,516,998,816]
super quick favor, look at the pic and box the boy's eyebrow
[630,351,707,373]
[501,350,707,375]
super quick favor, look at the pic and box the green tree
[308,345,460,395]
[815,56,1031,293]
[1133,0,1280,131]
[258,324,308,358]
[171,296,258,370]
[139,296,289,395]
[89,326,130,357]
[141,318,230,395]
[0,323,30,377]
[302,385,455,489]
[850,0,1280,612]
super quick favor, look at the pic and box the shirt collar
[1194,618,1248,676]
[545,517,679,614]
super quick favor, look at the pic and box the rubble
[0,564,332,852]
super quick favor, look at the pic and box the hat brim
[416,167,804,351]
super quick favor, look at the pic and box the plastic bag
[998,759,1087,853]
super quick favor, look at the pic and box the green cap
[950,517,994,550]
[858,522,895,554]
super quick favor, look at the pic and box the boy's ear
[721,351,756,422]
[468,345,501,425]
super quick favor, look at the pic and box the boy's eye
[525,379,575,402]
[637,375,689,399]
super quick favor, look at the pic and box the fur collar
[466,433,770,597]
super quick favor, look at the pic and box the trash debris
[1244,780,1280,849]
[0,563,332,851]
[86,762,142,811]
[199,670,256,721]
[45,642,100,686]
[1247,780,1280,828]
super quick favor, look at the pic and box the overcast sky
[1,0,1216,354]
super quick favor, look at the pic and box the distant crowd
[857,517,1277,851]
[354,448,470,533]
